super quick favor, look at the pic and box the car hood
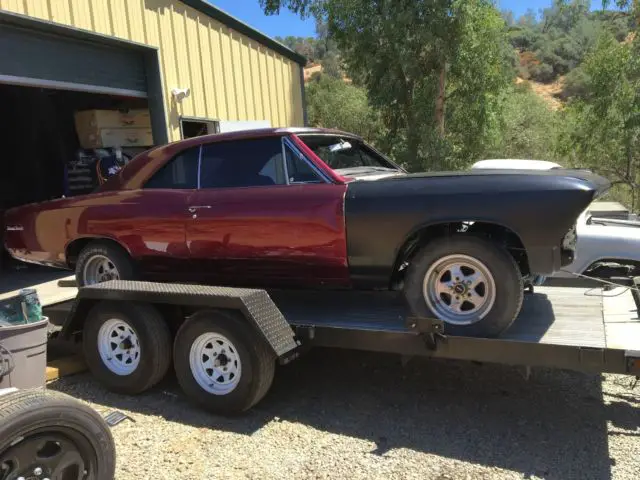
[344,167,610,196]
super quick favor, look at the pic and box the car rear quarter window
[144,147,199,189]
[200,137,287,189]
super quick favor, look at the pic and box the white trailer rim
[189,332,242,395]
[97,319,141,375]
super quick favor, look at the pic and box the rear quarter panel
[5,190,191,273]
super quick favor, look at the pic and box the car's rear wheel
[403,235,524,337]
[76,241,137,287]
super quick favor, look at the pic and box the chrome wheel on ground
[189,332,242,395]
[97,318,141,376]
[423,254,497,325]
[82,254,120,285]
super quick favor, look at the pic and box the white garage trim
[0,73,148,98]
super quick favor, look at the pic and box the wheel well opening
[65,237,129,269]
[390,221,530,289]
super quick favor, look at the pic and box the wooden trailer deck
[272,285,640,353]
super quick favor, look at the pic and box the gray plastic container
[0,317,48,389]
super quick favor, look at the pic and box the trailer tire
[82,301,172,394]
[173,309,276,415]
[76,241,137,287]
[404,235,524,337]
[0,389,116,480]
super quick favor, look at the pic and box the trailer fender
[59,280,299,358]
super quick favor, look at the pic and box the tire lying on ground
[403,235,524,337]
[75,240,138,287]
[82,301,172,395]
[173,309,276,415]
[0,388,116,480]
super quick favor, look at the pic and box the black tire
[173,309,276,416]
[0,389,116,480]
[82,301,172,394]
[75,241,137,287]
[403,235,524,337]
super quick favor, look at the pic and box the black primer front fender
[344,170,607,288]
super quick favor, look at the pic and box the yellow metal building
[0,0,307,144]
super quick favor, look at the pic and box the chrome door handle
[188,205,212,213]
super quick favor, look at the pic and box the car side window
[200,138,286,189]
[285,144,324,184]
[144,147,199,189]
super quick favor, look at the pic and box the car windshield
[298,134,401,174]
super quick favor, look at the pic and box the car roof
[99,127,361,191]
[168,126,362,150]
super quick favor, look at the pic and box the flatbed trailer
[49,279,640,415]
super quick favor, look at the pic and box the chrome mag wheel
[423,254,497,325]
[82,255,120,285]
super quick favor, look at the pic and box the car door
[123,146,198,277]
[186,135,349,288]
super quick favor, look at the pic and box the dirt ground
[49,348,640,480]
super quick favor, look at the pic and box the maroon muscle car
[4,127,609,336]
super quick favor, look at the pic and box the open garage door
[0,24,148,98]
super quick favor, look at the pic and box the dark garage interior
[0,83,151,271]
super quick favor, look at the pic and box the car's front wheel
[403,235,524,337]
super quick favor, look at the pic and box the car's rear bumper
[5,247,67,270]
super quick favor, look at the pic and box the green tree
[557,32,640,209]
[508,0,632,84]
[263,0,514,171]
[489,84,561,161]
[305,74,384,143]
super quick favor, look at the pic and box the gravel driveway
[49,348,639,480]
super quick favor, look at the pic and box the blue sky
[208,1,608,39]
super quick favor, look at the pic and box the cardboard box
[74,109,152,148]
[78,127,154,149]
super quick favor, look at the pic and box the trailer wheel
[82,301,172,394]
[0,389,115,480]
[173,310,276,415]
[404,235,524,337]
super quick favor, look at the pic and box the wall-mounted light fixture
[171,87,191,102]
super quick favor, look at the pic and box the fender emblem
[6,225,23,231]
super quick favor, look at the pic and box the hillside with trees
[264,0,639,209]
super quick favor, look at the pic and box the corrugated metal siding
[0,0,305,141]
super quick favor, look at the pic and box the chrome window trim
[281,138,291,185]
[282,136,332,184]
[196,145,203,189]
